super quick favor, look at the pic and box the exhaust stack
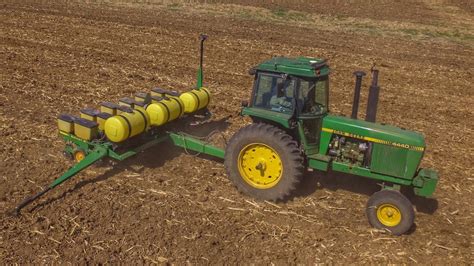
[365,67,380,123]
[351,71,366,119]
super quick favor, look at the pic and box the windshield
[252,73,328,115]
[299,76,329,115]
[252,73,296,114]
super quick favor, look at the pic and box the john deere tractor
[224,57,438,235]
[15,35,437,235]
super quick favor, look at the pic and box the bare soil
[0,1,473,264]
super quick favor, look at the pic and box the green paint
[58,131,225,194]
[61,133,92,153]
[256,57,330,78]
[321,114,425,181]
[297,120,320,155]
[242,56,437,198]
[52,133,171,189]
[370,143,407,177]
[412,168,438,197]
[371,143,423,179]
[322,114,425,148]
[331,161,412,186]
[108,135,169,161]
[197,67,203,89]
[318,127,332,155]
[50,146,107,188]
[169,132,225,159]
[241,107,292,128]
[308,158,329,171]
[49,53,437,207]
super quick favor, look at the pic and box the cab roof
[255,57,330,78]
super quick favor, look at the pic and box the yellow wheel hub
[377,203,402,227]
[238,143,283,189]
[74,150,85,162]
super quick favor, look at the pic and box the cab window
[252,73,295,114]
[299,76,329,114]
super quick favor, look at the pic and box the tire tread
[224,123,304,201]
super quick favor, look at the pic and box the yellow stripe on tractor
[322,127,424,152]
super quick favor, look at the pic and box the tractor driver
[269,79,293,111]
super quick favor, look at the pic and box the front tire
[224,123,304,201]
[366,189,415,235]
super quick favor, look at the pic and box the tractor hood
[322,114,425,152]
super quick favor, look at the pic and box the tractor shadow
[294,169,438,215]
[29,116,231,213]
[404,188,438,215]
[294,169,379,199]
[30,142,181,212]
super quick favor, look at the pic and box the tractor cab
[244,57,330,154]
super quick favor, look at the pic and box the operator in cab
[270,79,294,112]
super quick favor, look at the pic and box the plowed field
[1,1,473,264]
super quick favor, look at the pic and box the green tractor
[14,36,438,236]
[224,57,438,235]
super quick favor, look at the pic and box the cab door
[296,76,329,155]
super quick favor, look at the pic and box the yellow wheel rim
[238,143,283,189]
[377,203,402,227]
[74,150,85,162]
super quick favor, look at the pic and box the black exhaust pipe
[366,67,380,123]
[351,71,366,119]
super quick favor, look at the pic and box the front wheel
[224,123,304,201]
[366,189,415,235]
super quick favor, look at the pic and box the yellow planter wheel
[224,123,304,201]
[74,149,86,163]
[366,189,414,235]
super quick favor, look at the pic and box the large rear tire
[224,123,304,201]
